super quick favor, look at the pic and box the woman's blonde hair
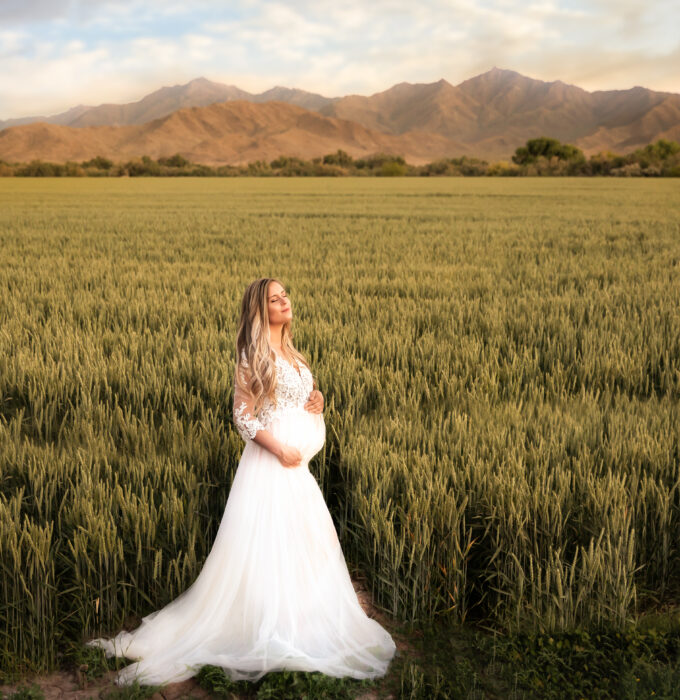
[234,278,313,416]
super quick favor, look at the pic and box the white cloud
[0,28,30,56]
[65,39,85,52]
[528,42,680,93]
[0,0,678,120]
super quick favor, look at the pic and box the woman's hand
[304,390,324,414]
[277,444,303,468]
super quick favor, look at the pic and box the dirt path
[0,575,415,700]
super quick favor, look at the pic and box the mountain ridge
[1,68,678,164]
[0,99,470,166]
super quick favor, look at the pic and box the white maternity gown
[85,349,397,686]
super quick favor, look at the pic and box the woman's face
[267,281,292,325]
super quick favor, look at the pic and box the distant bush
[452,156,489,176]
[15,160,59,176]
[157,153,190,168]
[81,155,114,170]
[15,159,84,176]
[355,153,406,171]
[2,140,678,177]
[486,160,521,176]
[512,137,585,165]
[636,138,680,161]
[323,149,353,167]
[270,155,309,174]
[380,160,407,176]
[122,155,162,176]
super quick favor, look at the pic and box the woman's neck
[269,329,283,352]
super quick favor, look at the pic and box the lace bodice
[233,349,315,442]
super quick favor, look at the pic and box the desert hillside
[1,68,678,164]
[0,100,469,166]
[320,68,680,157]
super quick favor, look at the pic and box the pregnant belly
[267,406,326,464]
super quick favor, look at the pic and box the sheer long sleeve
[232,357,266,443]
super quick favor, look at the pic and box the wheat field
[0,177,678,677]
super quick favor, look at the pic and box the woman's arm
[233,355,304,467]
[232,367,280,452]
[233,362,307,464]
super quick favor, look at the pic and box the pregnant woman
[86,277,397,686]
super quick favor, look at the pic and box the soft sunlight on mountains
[1,68,678,165]
[0,101,466,166]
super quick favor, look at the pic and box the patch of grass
[60,644,166,698]
[98,678,165,699]
[394,621,512,699]
[486,623,680,698]
[395,615,680,699]
[62,641,115,681]
[196,664,379,699]
[0,683,44,700]
[618,658,680,699]
[398,657,481,699]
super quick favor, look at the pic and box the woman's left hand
[304,390,324,414]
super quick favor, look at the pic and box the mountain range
[1,68,679,166]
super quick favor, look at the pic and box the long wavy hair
[234,278,313,416]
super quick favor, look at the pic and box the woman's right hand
[276,444,303,468]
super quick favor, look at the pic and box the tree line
[0,137,678,177]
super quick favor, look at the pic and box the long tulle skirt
[85,406,396,686]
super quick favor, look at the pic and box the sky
[1,0,679,120]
